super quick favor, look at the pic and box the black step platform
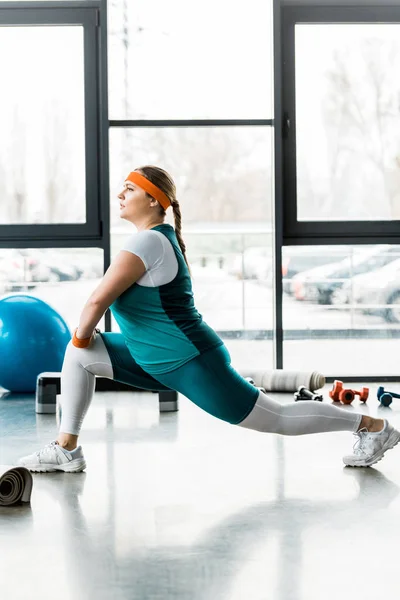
[35,372,179,414]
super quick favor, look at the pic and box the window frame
[281,5,400,244]
[0,3,104,244]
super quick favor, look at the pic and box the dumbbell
[329,380,369,405]
[377,386,400,407]
[245,377,266,394]
[294,386,323,402]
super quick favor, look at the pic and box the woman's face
[118,180,153,223]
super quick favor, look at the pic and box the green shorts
[101,333,258,424]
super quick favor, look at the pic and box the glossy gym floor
[1,384,400,600]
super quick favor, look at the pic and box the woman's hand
[71,250,146,350]
[72,328,98,349]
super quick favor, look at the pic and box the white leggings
[59,335,362,437]
[60,335,114,435]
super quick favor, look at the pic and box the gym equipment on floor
[0,295,70,393]
[377,386,400,407]
[245,377,266,393]
[36,372,179,414]
[0,465,33,506]
[329,380,369,405]
[244,370,325,393]
[294,386,323,402]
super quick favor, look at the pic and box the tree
[110,127,272,227]
[322,37,400,219]
[43,98,85,224]
[4,106,27,223]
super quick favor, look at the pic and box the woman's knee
[63,340,80,364]
[238,392,286,434]
[62,336,113,377]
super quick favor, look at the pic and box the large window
[280,4,400,378]
[0,6,102,242]
[283,245,400,375]
[2,1,399,380]
[282,6,400,240]
[0,26,85,225]
[108,0,273,120]
[295,24,400,222]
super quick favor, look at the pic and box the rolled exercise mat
[0,466,33,506]
[245,370,325,393]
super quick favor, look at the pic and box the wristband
[72,328,93,349]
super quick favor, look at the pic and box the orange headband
[126,172,171,211]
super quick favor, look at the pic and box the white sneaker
[343,420,400,467]
[18,441,86,473]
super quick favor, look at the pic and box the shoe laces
[352,428,374,456]
[36,441,59,459]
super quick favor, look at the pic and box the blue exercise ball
[0,295,71,392]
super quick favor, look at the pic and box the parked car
[291,246,400,304]
[56,250,103,279]
[229,245,348,288]
[341,258,400,323]
[45,260,80,282]
[281,246,348,294]
[35,250,82,282]
[0,249,84,290]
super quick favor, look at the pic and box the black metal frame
[0,1,109,247]
[273,0,284,368]
[109,119,273,128]
[281,4,400,244]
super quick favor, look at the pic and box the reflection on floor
[1,385,400,600]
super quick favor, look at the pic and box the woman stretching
[19,166,400,472]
